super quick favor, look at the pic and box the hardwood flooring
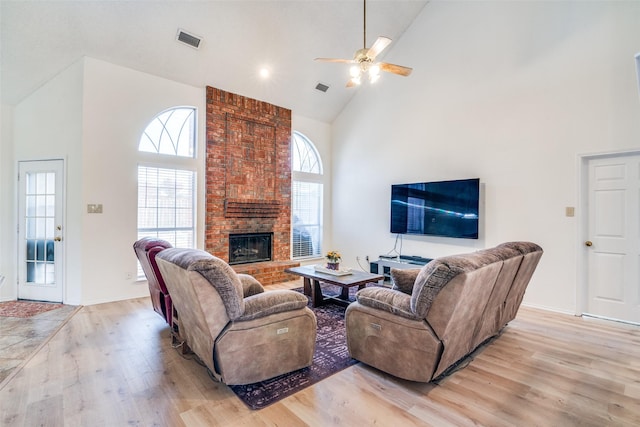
[0,279,638,426]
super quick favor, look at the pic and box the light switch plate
[87,204,103,214]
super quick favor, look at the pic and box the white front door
[17,160,65,302]
[584,153,640,324]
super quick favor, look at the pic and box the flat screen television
[390,178,480,239]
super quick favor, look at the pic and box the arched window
[291,131,323,258]
[137,107,197,276]
[139,107,196,157]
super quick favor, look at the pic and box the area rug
[0,301,63,318]
[229,285,360,409]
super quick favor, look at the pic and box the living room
[0,1,639,424]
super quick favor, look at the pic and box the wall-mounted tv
[390,178,480,239]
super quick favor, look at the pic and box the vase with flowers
[326,250,342,270]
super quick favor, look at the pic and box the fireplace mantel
[225,199,280,218]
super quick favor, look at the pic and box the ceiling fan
[315,0,413,87]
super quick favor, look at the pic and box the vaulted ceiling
[1,1,428,123]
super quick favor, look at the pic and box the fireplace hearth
[229,233,273,265]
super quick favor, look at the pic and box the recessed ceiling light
[259,68,270,79]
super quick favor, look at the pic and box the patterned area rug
[229,286,359,409]
[0,301,63,318]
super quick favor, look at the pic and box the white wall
[0,105,15,301]
[79,58,205,305]
[13,59,84,303]
[332,1,640,314]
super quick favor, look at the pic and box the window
[291,131,323,258]
[137,166,195,246]
[137,107,197,276]
[139,107,196,157]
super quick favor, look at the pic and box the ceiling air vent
[315,83,330,93]
[176,29,202,49]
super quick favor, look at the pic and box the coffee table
[285,265,384,308]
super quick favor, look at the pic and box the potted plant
[326,250,341,270]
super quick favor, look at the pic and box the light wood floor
[0,279,638,426]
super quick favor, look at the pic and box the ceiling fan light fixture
[315,0,412,87]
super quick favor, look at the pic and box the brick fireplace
[205,86,299,284]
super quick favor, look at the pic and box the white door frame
[577,148,640,317]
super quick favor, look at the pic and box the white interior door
[584,153,640,324]
[17,160,65,302]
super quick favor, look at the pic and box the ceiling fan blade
[379,62,413,77]
[314,58,355,64]
[367,36,392,59]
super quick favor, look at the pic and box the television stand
[370,255,432,282]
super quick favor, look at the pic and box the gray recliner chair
[155,247,317,385]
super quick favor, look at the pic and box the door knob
[585,240,593,247]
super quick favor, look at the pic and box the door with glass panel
[18,160,64,302]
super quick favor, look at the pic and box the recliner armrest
[238,290,309,321]
[356,287,421,320]
[238,274,265,297]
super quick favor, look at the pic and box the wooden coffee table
[285,265,384,307]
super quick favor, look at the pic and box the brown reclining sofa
[346,241,543,382]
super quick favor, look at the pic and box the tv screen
[391,178,480,239]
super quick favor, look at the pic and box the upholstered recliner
[155,248,317,385]
[133,237,174,325]
[345,242,543,382]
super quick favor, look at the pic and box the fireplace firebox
[229,233,273,265]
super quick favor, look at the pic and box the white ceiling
[0,0,428,123]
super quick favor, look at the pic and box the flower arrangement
[326,250,341,263]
